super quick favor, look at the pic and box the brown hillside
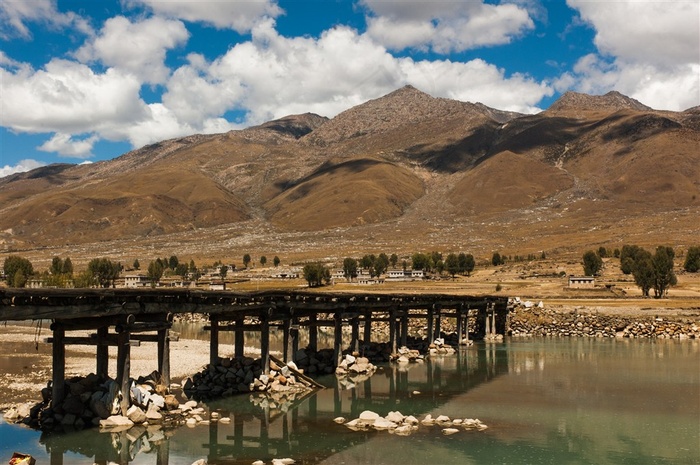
[0,87,698,264]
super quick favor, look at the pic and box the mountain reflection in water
[1,338,697,465]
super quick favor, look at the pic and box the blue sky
[1,0,699,177]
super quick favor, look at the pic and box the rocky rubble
[335,410,488,437]
[3,371,193,430]
[510,304,700,339]
[184,356,314,401]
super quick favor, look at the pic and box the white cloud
[361,0,534,52]
[38,133,98,158]
[162,20,551,128]
[563,0,700,110]
[0,159,46,178]
[0,0,91,39]
[568,0,699,69]
[125,0,282,33]
[75,16,189,84]
[1,59,148,135]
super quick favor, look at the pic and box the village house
[123,274,150,288]
[568,275,596,289]
[386,269,425,281]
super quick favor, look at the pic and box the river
[1,337,698,464]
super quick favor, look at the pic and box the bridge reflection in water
[38,345,508,464]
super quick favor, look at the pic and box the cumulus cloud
[75,16,189,84]
[0,159,46,178]
[564,0,700,110]
[161,20,551,129]
[0,0,91,39]
[361,0,535,52]
[125,0,282,33]
[38,133,98,158]
[1,59,148,135]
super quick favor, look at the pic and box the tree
[375,253,390,277]
[457,253,475,276]
[87,258,121,288]
[411,252,430,271]
[359,254,374,270]
[652,246,676,298]
[62,257,73,275]
[3,256,34,286]
[303,263,330,287]
[631,250,655,297]
[50,257,63,275]
[491,252,504,267]
[620,245,643,274]
[684,246,700,272]
[582,250,603,276]
[260,256,267,267]
[273,256,281,267]
[243,254,251,268]
[445,253,459,279]
[342,257,358,281]
[133,259,140,270]
[12,270,28,288]
[174,263,189,277]
[597,246,608,258]
[147,260,165,284]
[169,255,179,270]
[389,253,398,269]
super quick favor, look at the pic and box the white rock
[100,415,134,428]
[372,417,396,430]
[435,415,451,424]
[421,414,435,425]
[403,415,419,425]
[442,428,460,435]
[186,418,197,427]
[252,461,265,465]
[394,425,413,436]
[333,417,346,424]
[359,410,380,423]
[385,411,405,423]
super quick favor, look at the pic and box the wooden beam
[261,318,270,376]
[51,325,65,408]
[44,336,141,346]
[210,318,219,368]
[96,326,108,378]
[158,328,170,387]
[234,318,244,358]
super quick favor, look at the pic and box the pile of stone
[184,356,314,401]
[293,347,337,375]
[335,354,376,378]
[428,338,456,356]
[4,371,183,431]
[335,410,488,437]
[510,305,700,339]
[390,346,424,364]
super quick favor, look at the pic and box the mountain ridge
[1,87,697,261]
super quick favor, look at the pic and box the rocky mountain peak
[547,90,652,114]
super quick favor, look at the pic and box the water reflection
[4,339,698,465]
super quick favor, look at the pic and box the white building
[124,274,150,288]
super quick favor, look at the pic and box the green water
[1,338,698,464]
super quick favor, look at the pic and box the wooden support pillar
[290,320,299,362]
[351,317,359,353]
[363,311,372,345]
[434,304,442,339]
[389,309,397,354]
[400,311,408,347]
[158,328,170,387]
[210,317,219,368]
[96,326,108,379]
[334,312,343,367]
[261,317,270,375]
[50,448,63,465]
[156,439,170,465]
[234,318,244,358]
[282,319,291,362]
[426,306,434,343]
[308,314,318,351]
[116,330,131,414]
[456,308,463,343]
[51,324,65,408]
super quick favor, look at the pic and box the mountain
[1,87,698,263]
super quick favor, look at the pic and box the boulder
[127,405,147,424]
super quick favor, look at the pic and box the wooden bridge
[0,288,510,412]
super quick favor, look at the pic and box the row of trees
[620,245,677,298]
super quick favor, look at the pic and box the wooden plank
[44,336,141,346]
[269,354,325,389]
